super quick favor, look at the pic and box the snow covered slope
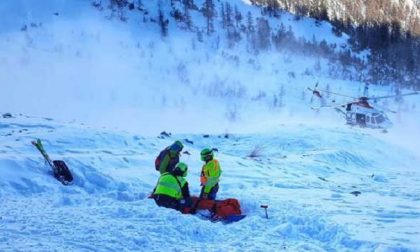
[0,0,372,135]
[1,114,419,251]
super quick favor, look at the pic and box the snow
[1,115,419,251]
[1,0,420,250]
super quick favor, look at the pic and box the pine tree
[314,58,321,72]
[225,3,233,28]
[256,17,271,50]
[220,3,226,29]
[272,23,286,51]
[158,6,169,37]
[234,5,242,28]
[182,0,194,9]
[223,2,239,48]
[246,12,257,53]
[183,2,193,30]
[266,0,280,18]
[202,0,216,35]
[109,0,128,21]
[272,95,278,108]
[278,84,285,107]
[246,11,254,33]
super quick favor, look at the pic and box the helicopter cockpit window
[374,114,385,124]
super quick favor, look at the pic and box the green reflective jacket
[154,173,187,200]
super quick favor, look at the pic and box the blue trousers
[200,183,219,200]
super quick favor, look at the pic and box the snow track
[1,115,419,251]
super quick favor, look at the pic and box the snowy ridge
[1,115,419,251]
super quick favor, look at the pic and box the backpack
[53,160,74,183]
[155,149,168,171]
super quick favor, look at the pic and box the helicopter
[308,83,419,129]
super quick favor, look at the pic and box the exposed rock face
[254,0,420,36]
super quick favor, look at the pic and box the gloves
[201,192,208,199]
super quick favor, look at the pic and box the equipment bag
[185,196,242,218]
[214,198,242,218]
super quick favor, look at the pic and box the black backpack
[53,160,74,183]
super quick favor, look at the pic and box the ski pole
[260,205,268,219]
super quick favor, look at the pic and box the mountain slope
[2,0,418,135]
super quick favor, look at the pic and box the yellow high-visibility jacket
[200,159,222,193]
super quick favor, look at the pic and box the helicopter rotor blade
[311,103,348,118]
[308,87,314,103]
[334,107,347,116]
[373,104,398,114]
[308,86,322,104]
[367,91,418,101]
[311,105,330,110]
[311,101,348,110]
[314,89,357,99]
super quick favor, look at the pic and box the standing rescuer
[199,148,222,200]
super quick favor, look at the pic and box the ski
[31,139,73,185]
